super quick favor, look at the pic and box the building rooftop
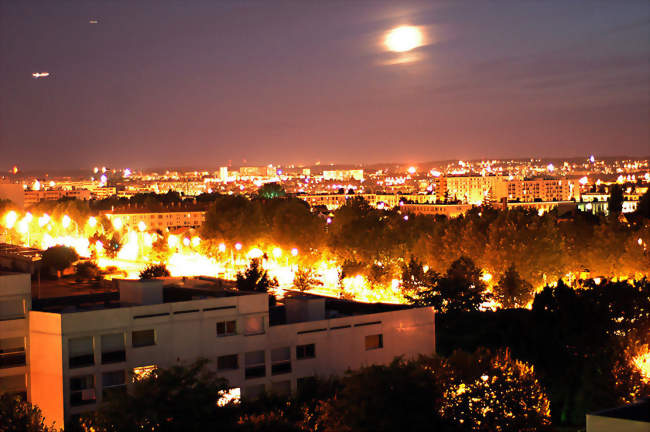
[591,398,650,423]
[31,276,245,314]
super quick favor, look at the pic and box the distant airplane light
[32,72,50,78]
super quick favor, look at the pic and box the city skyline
[1,0,649,170]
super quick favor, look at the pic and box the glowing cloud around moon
[385,26,423,52]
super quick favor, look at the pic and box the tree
[150,235,172,264]
[608,184,624,216]
[493,265,534,309]
[314,358,455,432]
[41,246,79,278]
[139,264,170,280]
[236,259,277,292]
[257,183,286,199]
[74,261,102,282]
[406,257,490,314]
[80,359,238,432]
[292,268,323,293]
[440,349,551,432]
[634,187,650,219]
[0,392,59,432]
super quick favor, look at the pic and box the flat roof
[31,277,246,314]
[591,398,650,423]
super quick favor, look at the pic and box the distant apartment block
[103,208,207,231]
[322,169,364,182]
[299,193,435,210]
[24,189,91,207]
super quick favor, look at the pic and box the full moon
[385,26,423,52]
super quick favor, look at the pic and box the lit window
[132,365,156,381]
[365,334,383,350]
[244,316,264,336]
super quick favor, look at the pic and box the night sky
[1,0,648,170]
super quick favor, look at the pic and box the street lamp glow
[62,215,72,229]
[182,237,191,247]
[191,237,201,247]
[88,216,97,228]
[218,243,226,253]
[235,242,242,251]
[112,217,123,230]
[39,214,50,227]
[168,235,179,248]
[291,248,299,257]
[272,247,282,258]
[138,221,146,232]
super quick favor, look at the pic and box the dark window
[297,376,318,396]
[365,334,383,350]
[244,350,265,379]
[0,337,25,368]
[217,354,239,371]
[132,330,156,347]
[216,320,237,337]
[102,370,126,399]
[296,344,315,360]
[69,337,94,368]
[70,375,95,406]
[271,347,291,376]
[101,333,125,364]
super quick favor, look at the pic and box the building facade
[0,276,436,428]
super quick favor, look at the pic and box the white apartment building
[299,193,436,211]
[103,209,207,231]
[0,272,31,396]
[322,169,364,182]
[437,176,508,204]
[506,178,581,202]
[5,277,436,428]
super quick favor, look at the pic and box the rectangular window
[244,384,265,400]
[0,337,25,369]
[296,343,315,360]
[365,334,383,350]
[244,316,264,336]
[101,333,125,364]
[270,380,291,395]
[102,370,126,399]
[216,320,237,337]
[69,337,94,368]
[297,376,318,396]
[244,350,265,379]
[70,375,96,406]
[0,299,24,319]
[132,329,156,348]
[217,354,239,371]
[271,347,291,375]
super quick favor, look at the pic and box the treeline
[200,193,650,288]
[436,278,650,425]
